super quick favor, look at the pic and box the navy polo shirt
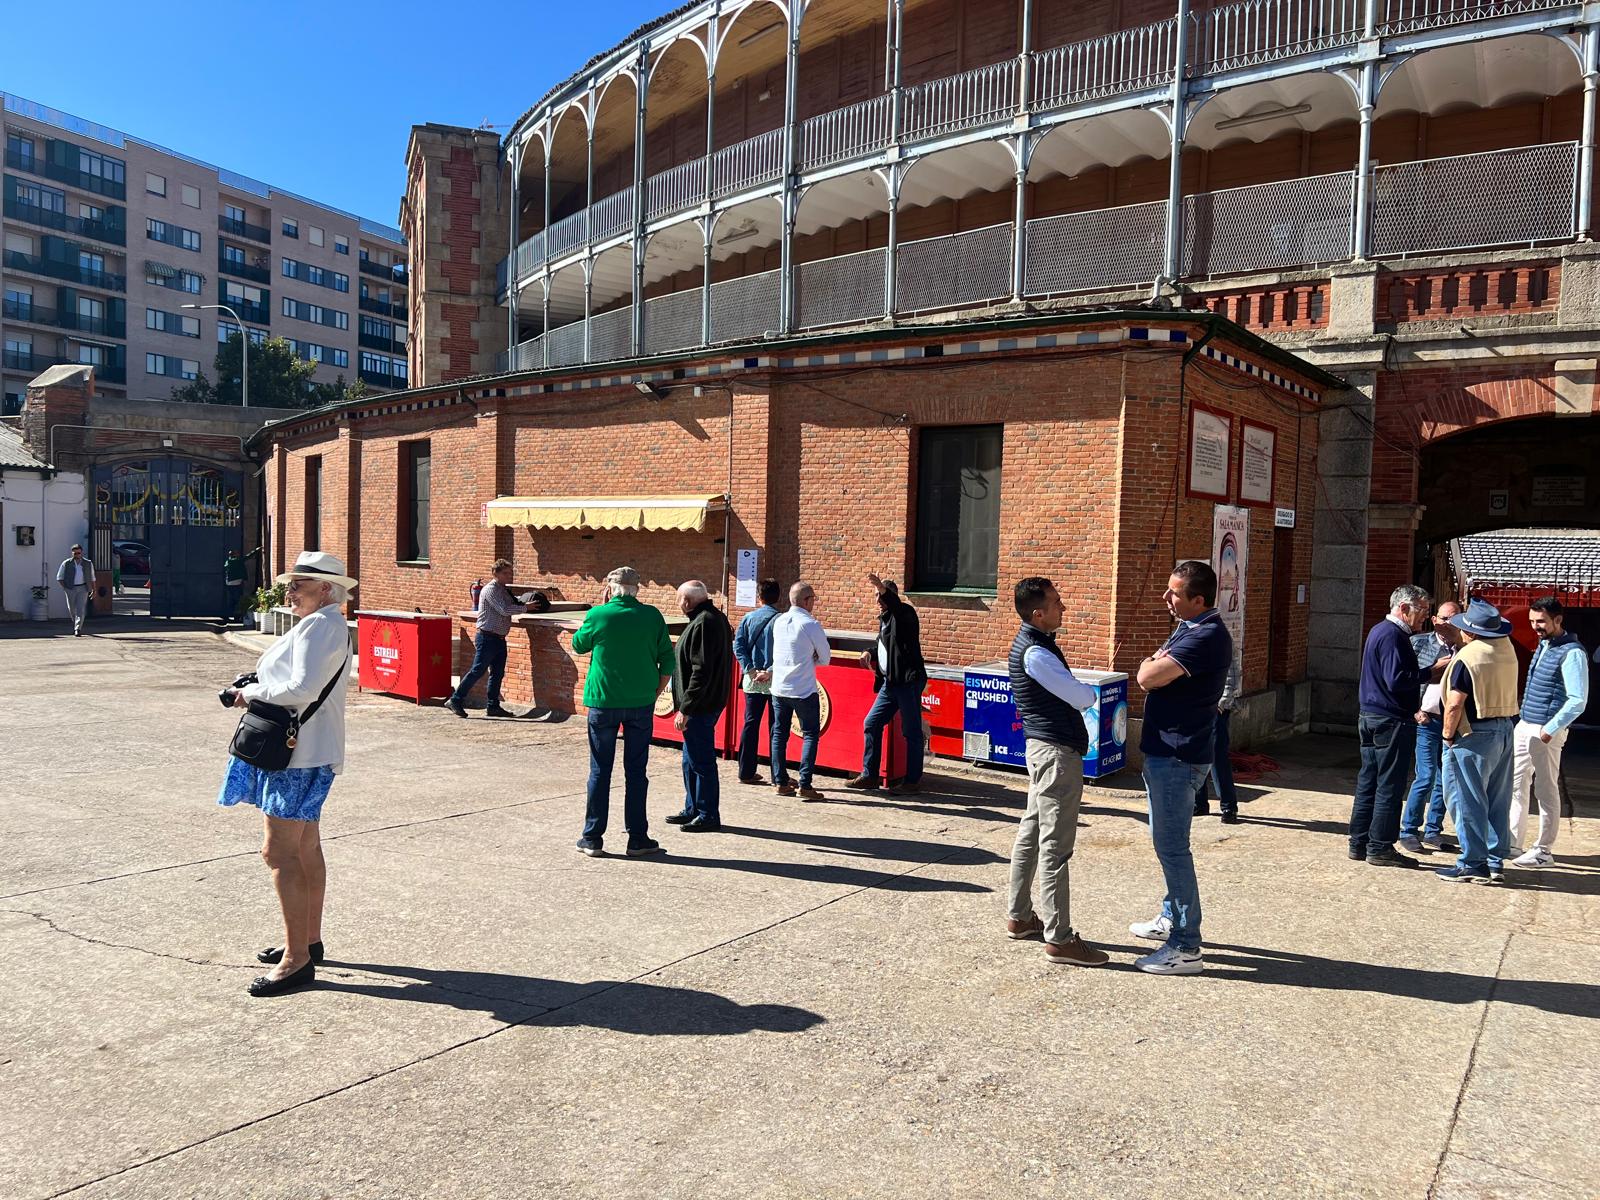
[1141,609,1234,763]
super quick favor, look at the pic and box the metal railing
[646,159,705,222]
[4,196,126,246]
[218,213,271,244]
[588,305,633,362]
[795,246,887,330]
[901,59,1019,143]
[359,295,399,317]
[713,129,785,198]
[1032,20,1178,109]
[3,249,126,292]
[545,210,588,260]
[709,270,781,343]
[642,289,703,354]
[800,94,893,172]
[1024,200,1167,296]
[358,259,407,284]
[1183,171,1354,276]
[5,148,126,200]
[1369,142,1578,256]
[1378,0,1573,36]
[895,224,1013,313]
[219,254,270,284]
[591,187,635,242]
[1197,0,1363,74]
[546,320,585,367]
[1,298,125,338]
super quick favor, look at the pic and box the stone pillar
[402,125,511,387]
[20,365,95,470]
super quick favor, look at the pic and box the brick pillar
[271,444,288,577]
[726,383,778,615]
[20,365,95,469]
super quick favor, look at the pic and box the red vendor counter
[357,610,454,704]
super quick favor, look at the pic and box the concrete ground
[2,624,1596,1200]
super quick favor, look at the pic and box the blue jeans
[1402,716,1447,840]
[1445,717,1514,873]
[679,711,721,822]
[583,706,653,845]
[1194,709,1237,813]
[862,681,924,784]
[1349,713,1416,858]
[1143,754,1211,951]
[771,692,821,788]
[737,691,772,781]
[452,631,508,706]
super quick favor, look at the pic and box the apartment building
[1,91,409,415]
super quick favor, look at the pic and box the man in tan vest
[1436,598,1520,885]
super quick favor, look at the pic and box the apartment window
[6,335,34,358]
[146,172,166,197]
[147,218,201,252]
[178,270,202,294]
[222,244,246,268]
[181,184,200,208]
[79,250,106,274]
[360,351,387,375]
[147,308,200,337]
[282,217,298,238]
[5,232,35,255]
[913,425,1003,593]
[77,296,104,323]
[401,441,430,562]
[218,320,267,346]
[78,344,106,367]
[79,202,104,222]
[80,150,125,187]
[145,353,199,380]
[5,285,33,316]
[331,348,348,368]
[224,282,263,307]
[7,134,34,167]
[13,179,66,213]
[332,272,349,293]
[333,235,348,255]
[305,456,322,552]
[2,387,23,416]
[309,226,324,247]
[224,204,246,223]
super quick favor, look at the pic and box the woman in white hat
[217,551,356,997]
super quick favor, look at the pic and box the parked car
[113,540,152,576]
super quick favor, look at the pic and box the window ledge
[395,559,431,568]
[904,590,996,608]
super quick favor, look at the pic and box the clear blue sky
[1,0,666,228]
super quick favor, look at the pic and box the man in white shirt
[56,544,97,636]
[768,580,831,799]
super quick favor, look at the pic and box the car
[113,541,152,576]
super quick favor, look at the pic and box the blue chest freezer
[962,662,1129,779]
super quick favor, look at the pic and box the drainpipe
[1352,60,1377,259]
[1012,135,1030,303]
[884,168,901,319]
[1162,0,1192,285]
[1577,26,1598,241]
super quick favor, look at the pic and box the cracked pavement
[2,624,1597,1199]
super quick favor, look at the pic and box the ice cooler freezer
[961,662,1129,779]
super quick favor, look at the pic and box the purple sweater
[1358,618,1426,721]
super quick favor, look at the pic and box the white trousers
[1509,720,1567,851]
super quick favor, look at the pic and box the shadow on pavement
[631,847,994,892]
[729,825,1006,864]
[321,964,825,1034]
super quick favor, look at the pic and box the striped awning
[484,494,727,533]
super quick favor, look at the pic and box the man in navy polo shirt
[1130,561,1232,975]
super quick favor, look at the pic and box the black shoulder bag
[229,656,348,772]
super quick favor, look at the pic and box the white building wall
[1,468,88,617]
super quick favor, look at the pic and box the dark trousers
[1194,710,1237,814]
[737,691,772,781]
[862,681,924,784]
[583,706,653,845]
[771,692,821,788]
[1349,712,1417,858]
[679,711,722,822]
[452,630,508,706]
[224,582,243,619]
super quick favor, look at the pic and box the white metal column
[1351,60,1377,259]
[703,28,718,346]
[884,167,901,318]
[1578,25,1598,241]
[778,7,801,333]
[1162,0,1191,283]
[507,140,520,364]
[632,46,650,356]
[1011,135,1030,302]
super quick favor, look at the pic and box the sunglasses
[285,579,327,593]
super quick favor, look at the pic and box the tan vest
[1452,636,1520,735]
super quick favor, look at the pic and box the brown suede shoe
[1006,915,1044,940]
[888,781,921,796]
[798,786,825,801]
[1044,934,1110,967]
[842,774,878,790]
[775,782,798,797]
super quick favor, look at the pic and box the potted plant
[28,584,49,623]
[254,583,287,633]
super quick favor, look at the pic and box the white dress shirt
[769,607,831,699]
[1022,645,1097,711]
[242,604,351,772]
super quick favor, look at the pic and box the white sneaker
[1129,915,1173,941]
[1136,944,1203,975]
[1511,848,1553,869]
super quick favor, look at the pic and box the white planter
[241,611,257,629]
[28,596,48,622]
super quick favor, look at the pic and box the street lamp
[182,303,248,408]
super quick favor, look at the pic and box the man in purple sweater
[1349,584,1449,867]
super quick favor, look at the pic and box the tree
[167,335,367,409]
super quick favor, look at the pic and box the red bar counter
[357,610,454,704]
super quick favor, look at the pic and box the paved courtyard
[2,624,1596,1199]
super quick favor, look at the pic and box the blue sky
[2,0,665,227]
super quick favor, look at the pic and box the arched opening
[642,34,712,223]
[544,263,587,366]
[896,141,1017,313]
[709,197,783,343]
[588,244,636,362]
[590,72,640,244]
[792,168,892,328]
[545,103,591,260]
[710,1,792,197]
[513,128,548,248]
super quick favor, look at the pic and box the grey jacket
[57,557,96,587]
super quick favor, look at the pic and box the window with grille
[913,425,1003,593]
[401,441,430,562]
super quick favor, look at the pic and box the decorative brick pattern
[1380,263,1558,323]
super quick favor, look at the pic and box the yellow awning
[485,494,727,533]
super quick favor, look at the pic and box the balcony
[359,295,399,317]
[3,249,126,292]
[358,332,406,354]
[220,288,271,326]
[359,259,407,285]
[358,367,403,388]
[218,253,271,284]
[2,298,125,339]
[3,196,126,246]
[4,148,126,200]
[218,213,271,244]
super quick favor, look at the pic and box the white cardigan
[242,604,351,772]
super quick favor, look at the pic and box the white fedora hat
[275,550,358,591]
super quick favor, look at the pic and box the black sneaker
[680,817,722,832]
[1194,801,1211,816]
[664,811,694,825]
[484,705,516,718]
[575,838,604,857]
[626,839,663,857]
[446,697,468,718]
[1366,851,1419,869]
[1220,812,1240,825]
[1348,847,1366,861]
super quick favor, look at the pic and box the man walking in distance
[846,574,928,796]
[1003,577,1109,968]
[56,544,96,636]
[1193,643,1243,823]
[1349,584,1443,869]
[1508,597,1588,868]
[567,566,674,857]
[447,559,534,719]
[732,578,783,784]
[223,549,247,622]
[769,581,830,800]
[1131,561,1233,975]
[1436,598,1520,884]
[666,581,733,833]
[1400,600,1461,853]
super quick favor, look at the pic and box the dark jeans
[224,582,243,619]
[862,681,924,784]
[771,692,821,788]
[679,711,722,823]
[737,691,772,781]
[452,630,508,706]
[584,706,653,845]
[1349,712,1417,858]
[1194,710,1237,814]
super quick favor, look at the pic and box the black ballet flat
[247,960,316,997]
[257,940,324,965]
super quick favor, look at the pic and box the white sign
[1488,490,1509,515]
[1212,505,1249,652]
[1239,422,1276,505]
[1531,474,1585,507]
[1189,408,1231,498]
[735,548,758,607]
[1274,507,1296,528]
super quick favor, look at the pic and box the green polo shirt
[570,595,674,710]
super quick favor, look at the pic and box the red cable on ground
[1229,752,1281,783]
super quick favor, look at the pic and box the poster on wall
[1188,406,1232,499]
[1238,421,1276,507]
[735,548,758,607]
[1212,505,1249,652]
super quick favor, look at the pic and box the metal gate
[91,457,244,617]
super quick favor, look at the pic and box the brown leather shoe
[1006,915,1044,940]
[775,782,797,797]
[798,786,825,801]
[737,775,765,786]
[1044,934,1109,967]
[842,774,878,790]
[888,781,921,796]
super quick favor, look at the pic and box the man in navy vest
[1003,576,1108,967]
[1509,597,1589,868]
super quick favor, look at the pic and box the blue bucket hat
[1449,597,1512,638]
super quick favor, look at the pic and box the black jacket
[872,595,927,690]
[672,600,733,716]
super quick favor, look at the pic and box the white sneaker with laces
[1129,915,1173,941]
[1136,944,1203,975]
[1511,847,1553,869]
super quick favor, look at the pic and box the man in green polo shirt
[223,549,246,622]
[569,565,674,859]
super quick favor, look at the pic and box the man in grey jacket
[56,544,97,636]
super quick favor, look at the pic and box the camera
[219,672,257,708]
[219,688,238,708]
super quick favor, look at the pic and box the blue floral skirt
[217,757,335,822]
